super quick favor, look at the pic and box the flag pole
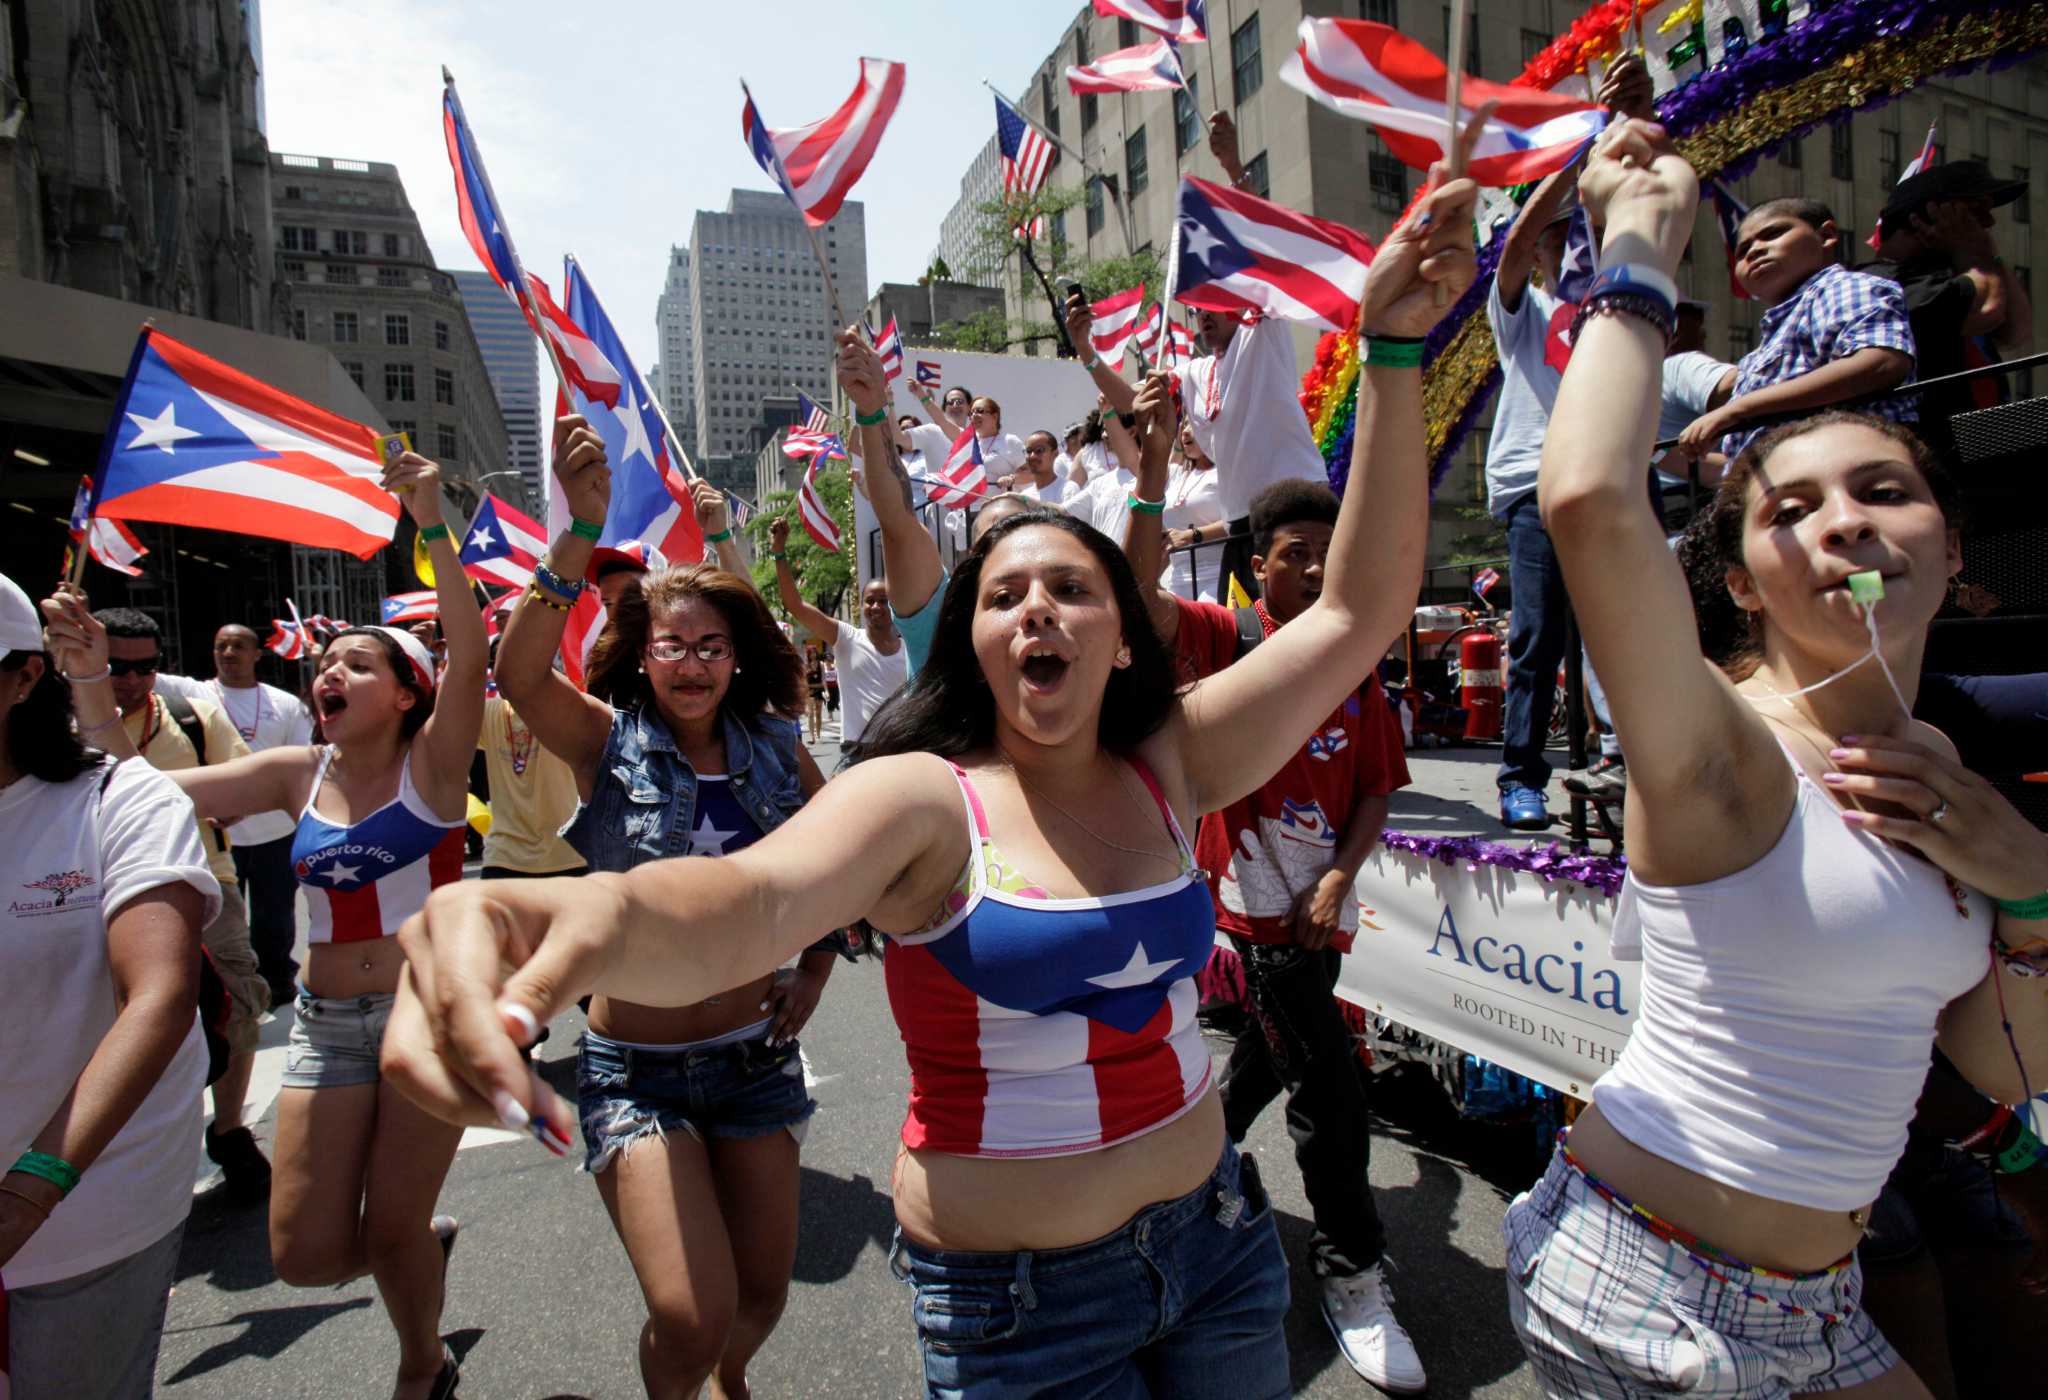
[443,68,575,400]
[741,78,851,333]
[1206,1,1230,116]
[1435,0,1471,306]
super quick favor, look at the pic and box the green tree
[743,464,857,621]
[955,184,1166,354]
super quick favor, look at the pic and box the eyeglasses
[645,638,734,664]
[970,406,995,416]
[108,656,161,677]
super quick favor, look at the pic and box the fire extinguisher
[1460,630,1503,741]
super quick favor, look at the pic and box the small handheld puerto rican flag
[873,317,904,384]
[797,457,841,553]
[1707,181,1751,299]
[381,590,439,625]
[66,474,147,577]
[930,427,990,508]
[1472,566,1501,601]
[915,359,943,387]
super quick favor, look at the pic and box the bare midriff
[304,937,408,1000]
[892,1089,1226,1253]
[1567,1101,1872,1274]
[589,977,779,1045]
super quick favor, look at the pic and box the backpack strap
[1231,605,1264,661]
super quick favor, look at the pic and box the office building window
[1232,15,1262,103]
[383,233,401,257]
[1126,127,1149,196]
[326,263,359,285]
[434,368,454,405]
[1118,18,1138,46]
[342,361,364,389]
[385,364,415,401]
[281,225,317,252]
[282,259,306,281]
[385,313,410,346]
[332,229,367,255]
[1443,9,1479,73]
[2017,168,2032,224]
[1087,177,1106,236]
[1365,1,1399,25]
[1830,121,1853,180]
[434,320,449,350]
[377,265,406,287]
[1369,136,1407,213]
[1522,27,1548,65]
[1243,151,1270,199]
[290,309,306,340]
[1175,76,1202,155]
[390,419,415,442]
[1880,129,1902,185]
[332,310,358,343]
[1081,90,1098,131]
[436,424,459,460]
[1041,70,1061,142]
[1777,135,1802,170]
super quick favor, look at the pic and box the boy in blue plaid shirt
[1677,197,1917,460]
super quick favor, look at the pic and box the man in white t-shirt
[1004,431,1068,505]
[156,622,313,1006]
[769,517,909,764]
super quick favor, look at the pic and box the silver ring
[1929,798,1952,825]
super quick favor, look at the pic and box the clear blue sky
[264,0,1079,395]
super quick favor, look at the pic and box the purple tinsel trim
[1379,830,1628,897]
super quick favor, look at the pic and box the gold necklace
[1002,759,1186,873]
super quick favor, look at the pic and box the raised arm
[692,478,749,579]
[391,452,486,802]
[837,328,945,615]
[496,416,616,782]
[768,516,841,645]
[382,753,967,1132]
[1170,145,1482,815]
[1119,374,1182,644]
[1063,295,1140,416]
[906,379,966,439]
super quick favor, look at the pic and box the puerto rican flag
[1089,285,1148,368]
[266,600,309,660]
[67,475,147,577]
[1707,180,1752,299]
[522,270,622,408]
[460,493,547,589]
[797,456,842,553]
[381,591,439,625]
[1280,19,1606,187]
[1472,566,1501,601]
[1067,38,1187,95]
[1092,0,1207,43]
[88,328,399,559]
[1899,121,1940,185]
[783,392,847,461]
[555,256,704,569]
[873,317,905,384]
[930,428,991,508]
[914,359,944,388]
[741,59,905,228]
[1168,176,1376,331]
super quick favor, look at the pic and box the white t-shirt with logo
[156,673,314,844]
[1,758,219,1287]
[832,620,910,745]
[1175,317,1326,520]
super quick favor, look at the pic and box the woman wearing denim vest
[493,431,840,1400]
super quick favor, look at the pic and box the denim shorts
[280,990,395,1090]
[575,1027,816,1174]
[1504,1144,1902,1398]
[890,1142,1291,1399]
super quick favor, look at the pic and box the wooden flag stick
[1436,0,1471,305]
[1205,0,1230,116]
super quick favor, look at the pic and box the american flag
[873,317,904,384]
[797,456,841,553]
[994,93,1054,239]
[782,392,847,461]
[727,492,755,528]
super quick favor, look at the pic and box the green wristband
[1994,1122,2048,1175]
[1995,890,2048,920]
[1128,495,1165,516]
[854,405,889,426]
[568,516,604,542]
[416,522,450,545]
[1363,334,1426,369]
[705,528,732,544]
[11,1151,81,1197]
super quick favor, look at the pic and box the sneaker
[1562,755,1627,801]
[1322,1263,1426,1394]
[204,1125,272,1205]
[1498,784,1551,831]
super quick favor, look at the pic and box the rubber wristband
[416,523,451,545]
[11,1151,81,1197]
[854,405,888,426]
[62,665,112,684]
[705,528,733,544]
[568,516,604,542]
[0,1183,51,1217]
[1994,1122,2048,1175]
[1128,495,1166,516]
[1995,890,2048,920]
[1363,335,1426,368]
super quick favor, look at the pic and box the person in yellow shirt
[96,608,273,1203]
[477,681,585,882]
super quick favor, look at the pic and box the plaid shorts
[1503,1144,1902,1398]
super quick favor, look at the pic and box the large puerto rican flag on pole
[1067,39,1187,95]
[741,59,905,227]
[1089,285,1148,368]
[90,328,399,559]
[929,427,991,509]
[1169,176,1376,331]
[459,493,547,589]
[1092,0,1207,43]
[557,255,704,568]
[1280,19,1605,187]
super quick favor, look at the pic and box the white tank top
[1593,746,1990,1210]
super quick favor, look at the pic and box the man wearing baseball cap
[1867,159,2034,439]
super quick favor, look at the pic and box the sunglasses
[646,638,734,664]
[108,656,161,677]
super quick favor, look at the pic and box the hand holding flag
[1352,124,1485,341]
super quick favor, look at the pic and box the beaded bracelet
[1570,291,1677,348]
[705,528,733,544]
[854,405,889,426]
[568,516,604,542]
[524,584,571,612]
[11,1151,80,1196]
[1995,890,2048,921]
[1363,334,1426,369]
[532,561,585,602]
[1128,495,1165,516]
[416,523,451,545]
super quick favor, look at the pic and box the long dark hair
[588,563,805,720]
[859,510,1178,761]
[326,627,437,737]
[1691,411,1960,677]
[2,653,97,783]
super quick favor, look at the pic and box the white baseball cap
[0,572,44,664]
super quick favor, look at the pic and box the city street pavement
[158,725,1553,1399]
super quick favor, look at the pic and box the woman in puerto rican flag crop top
[49,446,485,1400]
[381,159,1483,1397]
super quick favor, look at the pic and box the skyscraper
[654,246,696,461]
[453,269,542,508]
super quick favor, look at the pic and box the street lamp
[473,470,536,517]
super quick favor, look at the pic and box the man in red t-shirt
[1125,397,1421,1389]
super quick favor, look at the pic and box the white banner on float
[1333,846,1639,1098]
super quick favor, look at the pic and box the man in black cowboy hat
[1866,159,2033,439]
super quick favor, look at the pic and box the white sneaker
[1321,1263,1426,1394]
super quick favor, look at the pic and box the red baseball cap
[584,540,668,585]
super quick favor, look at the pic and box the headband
[365,625,437,693]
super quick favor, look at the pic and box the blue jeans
[890,1142,1291,1398]
[1498,493,1573,791]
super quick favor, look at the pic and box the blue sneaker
[1499,784,1551,831]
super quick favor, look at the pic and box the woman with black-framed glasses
[490,416,842,1399]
